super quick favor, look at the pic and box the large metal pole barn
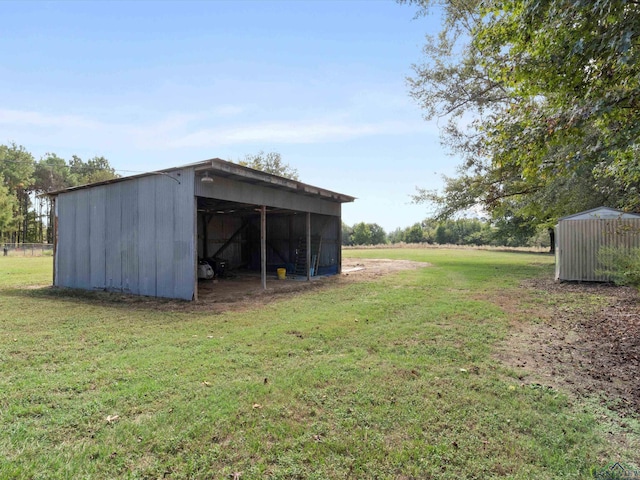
[50,158,354,301]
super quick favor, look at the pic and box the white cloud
[0,109,101,129]
[167,119,429,148]
[0,106,436,157]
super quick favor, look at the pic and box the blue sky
[1,1,455,232]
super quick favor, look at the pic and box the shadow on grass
[1,284,190,311]
[486,249,554,256]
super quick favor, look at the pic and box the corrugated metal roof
[558,207,640,221]
[47,157,355,203]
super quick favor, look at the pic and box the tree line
[343,218,549,248]
[401,0,640,234]
[0,142,118,244]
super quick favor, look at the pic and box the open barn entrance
[195,196,341,300]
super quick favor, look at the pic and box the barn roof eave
[44,157,356,204]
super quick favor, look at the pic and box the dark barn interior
[196,196,341,299]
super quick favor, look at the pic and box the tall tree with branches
[402,0,640,234]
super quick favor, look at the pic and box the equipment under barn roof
[48,158,355,300]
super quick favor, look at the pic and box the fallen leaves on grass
[507,278,640,416]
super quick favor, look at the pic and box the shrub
[597,246,640,287]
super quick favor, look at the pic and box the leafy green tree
[369,223,387,245]
[349,222,387,245]
[32,154,77,243]
[434,224,451,245]
[34,153,76,193]
[0,183,16,236]
[0,143,35,243]
[429,218,511,246]
[0,143,35,194]
[388,227,405,244]
[402,0,640,235]
[341,222,354,246]
[69,155,118,185]
[351,222,372,245]
[491,214,538,248]
[405,223,424,244]
[0,147,118,243]
[239,151,299,181]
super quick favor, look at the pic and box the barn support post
[261,205,267,290]
[52,197,57,285]
[306,212,311,281]
[337,216,342,274]
[193,197,198,301]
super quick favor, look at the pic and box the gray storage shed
[49,158,354,300]
[555,207,640,282]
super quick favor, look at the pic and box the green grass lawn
[0,250,634,478]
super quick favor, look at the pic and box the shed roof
[558,206,640,222]
[47,157,355,203]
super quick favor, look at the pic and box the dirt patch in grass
[497,278,640,418]
[31,258,427,313]
[193,258,426,311]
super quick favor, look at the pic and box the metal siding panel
[53,169,196,300]
[155,177,176,298]
[53,198,59,285]
[74,191,91,289]
[555,223,564,280]
[558,220,577,281]
[121,181,139,294]
[560,224,567,280]
[137,176,157,297]
[155,177,186,298]
[584,221,594,280]
[593,221,605,281]
[600,220,616,282]
[195,175,341,216]
[54,195,65,286]
[574,220,584,281]
[105,183,122,291]
[579,221,591,280]
[557,218,640,282]
[89,187,107,289]
[573,221,585,280]
[173,168,195,300]
[56,193,75,288]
